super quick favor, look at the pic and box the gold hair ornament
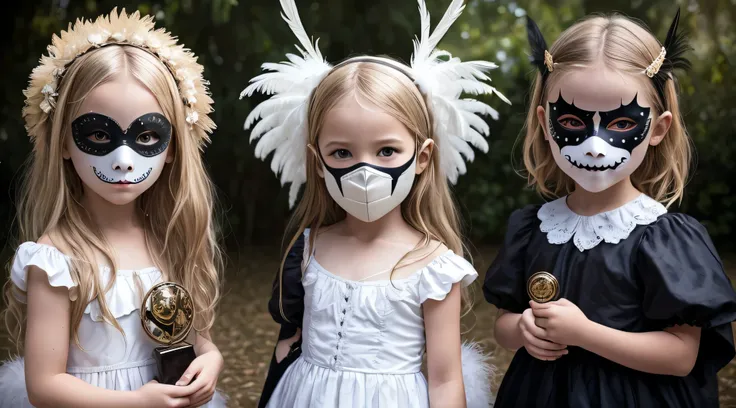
[645,47,667,78]
[23,8,214,140]
[544,50,554,72]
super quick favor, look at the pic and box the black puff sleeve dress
[483,195,736,408]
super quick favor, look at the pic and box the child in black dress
[483,10,736,408]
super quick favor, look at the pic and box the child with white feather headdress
[241,1,509,407]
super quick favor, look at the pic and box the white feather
[492,87,512,105]
[250,115,283,145]
[458,99,500,120]
[466,126,490,152]
[451,135,476,161]
[0,357,32,408]
[412,0,466,67]
[244,0,512,206]
[462,109,490,135]
[410,0,510,183]
[279,0,324,61]
[461,341,495,408]
[242,0,332,208]
[244,95,304,133]
[433,60,497,82]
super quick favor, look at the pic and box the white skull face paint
[322,154,416,223]
[546,91,653,192]
[68,112,172,205]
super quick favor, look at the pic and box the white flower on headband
[241,0,510,207]
[186,110,199,125]
[39,84,58,113]
[146,37,162,52]
[23,7,216,144]
[111,31,126,42]
[129,32,146,46]
[87,29,111,46]
[51,67,65,79]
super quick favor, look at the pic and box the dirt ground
[1,245,736,407]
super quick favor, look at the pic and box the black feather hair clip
[525,9,691,106]
[526,16,552,82]
[648,8,693,103]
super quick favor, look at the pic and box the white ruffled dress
[266,229,488,408]
[0,242,227,408]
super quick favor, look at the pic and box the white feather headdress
[242,0,510,208]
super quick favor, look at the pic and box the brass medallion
[527,271,559,303]
[140,282,195,345]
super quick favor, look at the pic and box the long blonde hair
[3,45,222,350]
[277,58,469,320]
[522,15,692,207]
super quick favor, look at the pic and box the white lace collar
[537,194,667,252]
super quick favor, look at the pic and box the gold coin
[140,281,195,345]
[527,271,559,303]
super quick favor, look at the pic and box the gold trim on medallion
[527,271,559,303]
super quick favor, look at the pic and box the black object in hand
[153,343,197,385]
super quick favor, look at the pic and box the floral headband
[23,8,215,143]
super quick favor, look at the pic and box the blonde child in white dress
[242,1,511,406]
[0,9,226,408]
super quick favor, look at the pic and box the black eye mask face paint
[547,91,651,154]
[71,112,172,157]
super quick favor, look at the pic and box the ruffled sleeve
[10,242,77,302]
[483,205,539,314]
[636,213,736,376]
[268,232,306,340]
[418,251,478,304]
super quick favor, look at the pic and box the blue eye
[330,149,352,159]
[378,147,397,157]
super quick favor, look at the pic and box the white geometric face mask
[322,154,416,222]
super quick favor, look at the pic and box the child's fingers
[184,379,216,407]
[165,382,201,398]
[530,306,555,318]
[522,315,549,339]
[525,343,566,360]
[530,300,552,309]
[176,365,202,386]
[187,387,215,408]
[524,330,567,351]
[168,396,191,408]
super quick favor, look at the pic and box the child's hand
[518,307,568,361]
[530,298,591,346]
[176,350,225,407]
[135,380,197,408]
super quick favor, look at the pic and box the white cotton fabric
[266,229,478,408]
[0,242,226,408]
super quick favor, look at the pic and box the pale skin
[25,74,223,408]
[494,65,700,377]
[275,93,466,407]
